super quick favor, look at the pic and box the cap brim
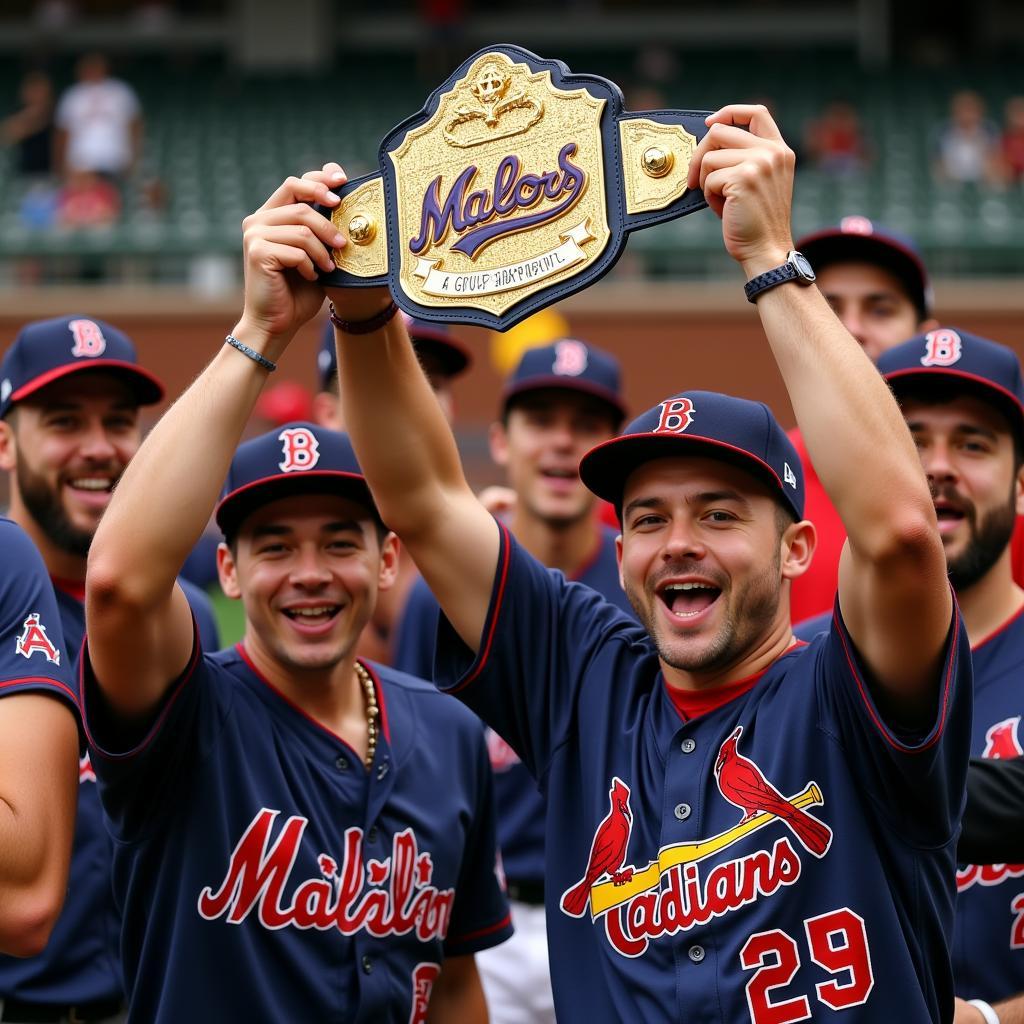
[215,471,381,536]
[796,230,929,314]
[410,332,472,378]
[502,376,627,425]
[884,367,1024,439]
[580,432,794,514]
[9,360,165,407]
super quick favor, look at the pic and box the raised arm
[689,105,951,718]
[86,174,344,716]
[323,173,500,654]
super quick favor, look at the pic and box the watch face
[792,252,816,282]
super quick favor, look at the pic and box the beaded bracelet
[224,334,277,372]
[329,300,399,336]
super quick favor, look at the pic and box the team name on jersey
[562,729,833,959]
[197,808,455,941]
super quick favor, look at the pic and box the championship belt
[319,44,712,331]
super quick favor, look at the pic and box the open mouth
[282,605,342,627]
[658,581,722,619]
[933,499,968,534]
[67,476,115,494]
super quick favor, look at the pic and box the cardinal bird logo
[714,726,832,857]
[560,777,634,918]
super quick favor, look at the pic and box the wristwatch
[744,250,816,303]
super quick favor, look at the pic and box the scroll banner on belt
[317,44,712,332]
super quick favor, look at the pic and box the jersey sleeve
[433,523,638,779]
[180,578,222,653]
[80,623,232,843]
[0,520,77,714]
[814,596,971,846]
[392,577,440,679]
[442,721,513,957]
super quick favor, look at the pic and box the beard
[624,550,782,675]
[16,458,101,558]
[942,484,1018,592]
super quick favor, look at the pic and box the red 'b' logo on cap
[552,339,588,377]
[68,319,107,358]
[921,329,962,367]
[653,397,695,434]
[278,427,320,472]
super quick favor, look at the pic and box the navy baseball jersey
[0,518,76,712]
[952,605,1024,1002]
[395,525,635,882]
[794,609,831,643]
[0,577,219,1006]
[80,635,511,1024]
[434,526,972,1024]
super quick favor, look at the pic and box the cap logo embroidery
[552,339,588,377]
[15,612,60,665]
[68,319,107,358]
[921,329,963,368]
[278,427,321,472]
[653,397,694,434]
[839,215,873,236]
[784,462,797,489]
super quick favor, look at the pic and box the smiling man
[80,314,510,1019]
[236,101,971,1022]
[876,331,1024,1024]
[0,316,218,1024]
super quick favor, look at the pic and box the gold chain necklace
[354,661,379,770]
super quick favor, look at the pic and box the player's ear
[780,519,816,581]
[311,390,344,431]
[376,530,400,593]
[615,532,626,591]
[489,420,509,467]
[216,541,242,600]
[0,419,17,473]
[1015,461,1024,518]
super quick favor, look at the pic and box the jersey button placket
[681,737,696,754]
[335,755,349,772]
[688,944,705,963]
[674,802,691,821]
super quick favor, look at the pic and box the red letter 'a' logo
[653,397,695,434]
[278,428,320,472]
[68,319,107,358]
[15,613,60,665]
[920,329,962,367]
[982,716,1024,759]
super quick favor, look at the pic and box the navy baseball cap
[878,328,1024,441]
[0,315,164,418]
[795,215,932,319]
[215,422,381,537]
[501,339,627,426]
[318,312,471,390]
[579,391,804,521]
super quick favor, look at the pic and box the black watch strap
[744,251,815,303]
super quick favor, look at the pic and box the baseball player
[313,313,472,664]
[0,518,78,958]
[394,338,636,1024]
[786,217,939,623]
[79,222,511,1020]
[294,102,968,1022]
[873,331,1024,1023]
[0,316,219,1024]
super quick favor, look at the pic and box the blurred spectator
[55,53,142,182]
[999,95,1024,183]
[933,89,1002,187]
[804,100,871,176]
[2,70,56,178]
[57,170,121,227]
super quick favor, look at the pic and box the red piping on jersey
[82,618,202,760]
[236,643,390,754]
[448,522,512,695]
[50,575,85,603]
[448,911,513,947]
[664,640,808,723]
[832,602,958,754]
[0,675,78,706]
[972,600,1024,652]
